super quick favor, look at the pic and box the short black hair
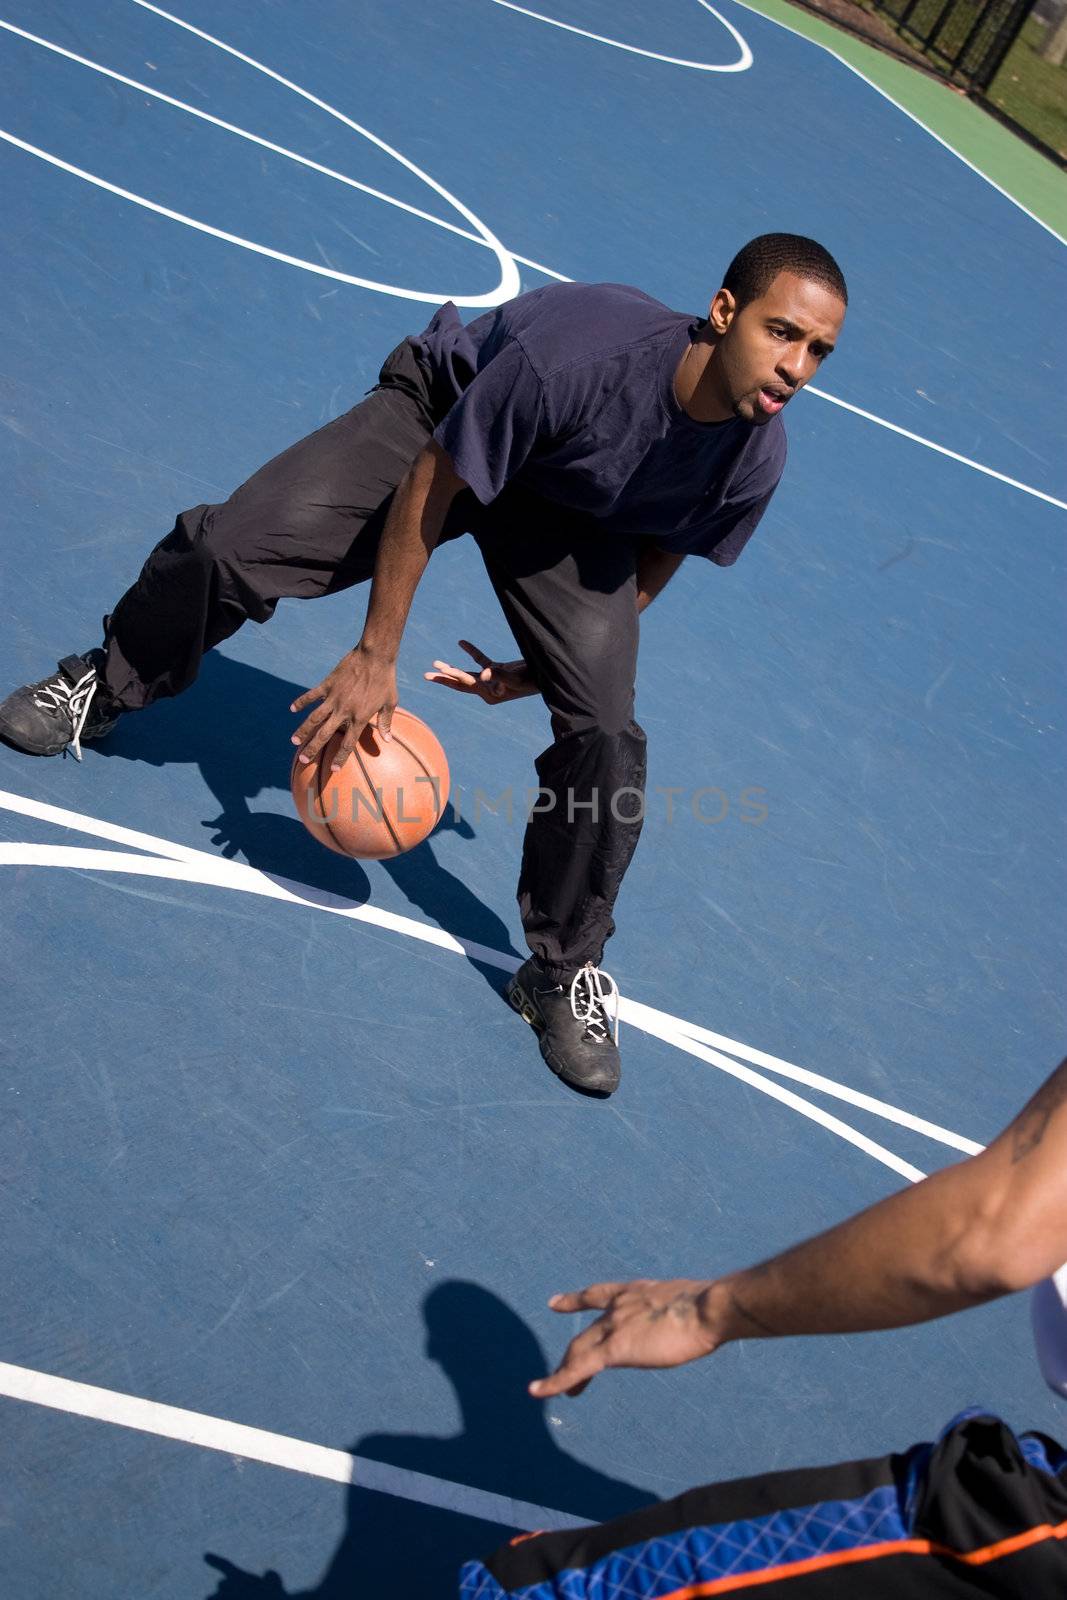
[722,234,847,309]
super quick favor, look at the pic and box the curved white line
[488,0,752,71]
[0,128,517,307]
[0,18,584,286]
[623,997,982,1155]
[0,20,473,243]
[0,0,518,307]
[0,839,509,964]
[0,787,982,1181]
[129,0,520,304]
[0,840,928,1182]
[5,18,1057,506]
[723,0,1067,248]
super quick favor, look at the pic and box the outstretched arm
[531,1056,1067,1397]
[291,441,466,767]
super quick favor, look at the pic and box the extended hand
[290,646,397,771]
[424,639,537,704]
[528,1278,720,1399]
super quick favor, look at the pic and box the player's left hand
[529,1278,720,1399]
[425,640,538,704]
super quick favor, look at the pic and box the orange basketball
[291,707,450,860]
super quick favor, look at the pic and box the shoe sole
[505,975,618,1098]
[0,715,119,759]
[0,727,67,757]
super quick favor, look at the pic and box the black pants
[101,340,646,978]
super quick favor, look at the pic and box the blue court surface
[1,1,1065,1594]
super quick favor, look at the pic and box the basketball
[291,707,450,860]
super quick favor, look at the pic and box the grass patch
[985,17,1067,161]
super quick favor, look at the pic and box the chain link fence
[784,0,1067,164]
[979,0,1067,162]
[872,0,1067,161]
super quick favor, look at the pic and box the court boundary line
[14,0,521,307]
[487,0,753,71]
[0,840,930,1183]
[0,20,481,242]
[723,0,1067,248]
[802,386,1067,511]
[1,786,991,1182]
[2,16,1062,506]
[0,1360,586,1531]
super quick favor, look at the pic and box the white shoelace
[33,666,100,762]
[569,962,620,1046]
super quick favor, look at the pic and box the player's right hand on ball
[290,646,397,770]
[425,639,538,704]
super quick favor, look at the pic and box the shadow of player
[202,1281,655,1599]
[96,650,522,988]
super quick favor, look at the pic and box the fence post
[966,0,1039,92]
[1043,8,1067,63]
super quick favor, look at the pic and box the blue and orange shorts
[461,1412,1067,1598]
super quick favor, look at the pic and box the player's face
[707,271,845,425]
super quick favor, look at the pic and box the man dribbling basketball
[0,234,847,1097]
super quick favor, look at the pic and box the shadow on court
[96,650,522,986]
[202,1282,654,1598]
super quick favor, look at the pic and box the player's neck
[672,335,733,425]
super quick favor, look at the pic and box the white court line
[0,787,983,1180]
[0,128,516,306]
[488,0,753,71]
[1,3,521,306]
[128,1,1067,511]
[2,15,1061,506]
[724,0,1067,249]
[622,997,982,1156]
[805,386,1067,512]
[0,17,597,287]
[0,19,477,244]
[621,1003,929,1181]
[0,1361,584,1531]
[0,839,929,1182]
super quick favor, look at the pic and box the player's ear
[707,288,736,335]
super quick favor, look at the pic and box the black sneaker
[505,957,621,1096]
[0,652,120,760]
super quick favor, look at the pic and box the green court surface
[737,0,1067,238]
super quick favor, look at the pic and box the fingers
[548,1283,626,1313]
[290,683,325,715]
[377,701,394,743]
[529,1333,606,1399]
[328,719,361,772]
[459,638,492,668]
[424,660,479,694]
[291,704,335,765]
[525,1283,628,1401]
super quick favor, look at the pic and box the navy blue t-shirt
[411,282,786,566]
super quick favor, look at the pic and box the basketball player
[0,235,847,1097]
